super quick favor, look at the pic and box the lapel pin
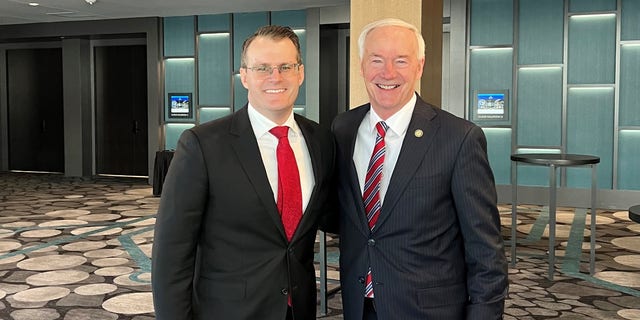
[414,129,423,138]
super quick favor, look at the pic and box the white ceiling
[0,0,349,25]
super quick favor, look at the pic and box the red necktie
[362,121,388,298]
[270,126,303,242]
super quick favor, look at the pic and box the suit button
[358,277,365,284]
[367,239,376,246]
[281,288,288,295]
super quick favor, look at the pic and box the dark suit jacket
[152,106,335,320]
[332,96,508,320]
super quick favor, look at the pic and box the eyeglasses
[244,63,301,76]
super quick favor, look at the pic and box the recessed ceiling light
[28,2,40,6]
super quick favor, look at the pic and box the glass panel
[483,128,511,185]
[165,58,195,122]
[198,33,231,107]
[165,123,195,151]
[199,107,231,124]
[469,48,513,126]
[470,0,514,46]
[271,10,306,28]
[163,16,195,57]
[568,15,616,84]
[618,130,640,190]
[518,0,564,65]
[517,67,562,146]
[566,88,614,188]
[619,45,640,126]
[621,0,640,40]
[569,0,616,13]
[198,14,230,32]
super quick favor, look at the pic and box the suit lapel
[343,106,373,235]
[229,107,287,240]
[374,99,439,230]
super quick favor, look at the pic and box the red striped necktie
[362,121,388,298]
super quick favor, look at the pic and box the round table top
[511,153,600,166]
[630,205,640,223]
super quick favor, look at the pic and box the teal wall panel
[233,12,269,72]
[568,15,616,84]
[619,45,640,126]
[198,14,230,32]
[199,107,231,124]
[618,130,640,190]
[234,74,247,110]
[484,128,511,185]
[569,0,616,13]
[469,48,513,126]
[516,67,562,146]
[198,33,231,107]
[271,10,306,28]
[516,149,561,187]
[164,16,195,57]
[621,0,640,40]
[164,58,195,122]
[165,123,195,151]
[518,0,564,65]
[470,0,513,46]
[566,88,614,188]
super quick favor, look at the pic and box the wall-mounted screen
[472,90,509,122]
[168,93,193,119]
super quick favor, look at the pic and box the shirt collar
[367,93,416,136]
[247,103,301,138]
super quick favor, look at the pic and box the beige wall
[349,0,442,109]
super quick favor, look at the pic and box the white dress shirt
[353,94,416,203]
[248,105,315,213]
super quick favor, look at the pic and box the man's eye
[280,64,293,72]
[256,66,270,73]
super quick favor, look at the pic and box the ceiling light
[28,2,40,6]
[85,0,96,4]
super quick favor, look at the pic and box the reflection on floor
[0,172,639,320]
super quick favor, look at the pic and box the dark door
[94,45,148,176]
[7,48,65,173]
[320,24,350,130]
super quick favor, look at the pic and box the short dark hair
[241,25,302,68]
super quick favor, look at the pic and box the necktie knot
[270,126,289,139]
[376,121,388,138]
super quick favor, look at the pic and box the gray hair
[357,18,426,60]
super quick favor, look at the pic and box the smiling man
[331,18,508,320]
[152,25,336,320]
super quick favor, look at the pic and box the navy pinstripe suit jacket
[332,95,508,320]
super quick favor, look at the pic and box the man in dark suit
[332,18,508,320]
[152,25,335,320]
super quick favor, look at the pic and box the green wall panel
[199,107,231,124]
[469,48,513,126]
[619,45,640,126]
[198,14,230,32]
[233,12,269,72]
[483,128,511,185]
[568,15,616,84]
[618,130,640,190]
[621,0,640,40]
[517,67,562,146]
[198,33,231,107]
[569,0,616,13]
[165,123,195,151]
[234,74,247,110]
[470,0,513,46]
[271,10,306,28]
[518,0,564,65]
[164,16,195,57]
[566,88,614,189]
[164,58,195,122]
[516,149,561,187]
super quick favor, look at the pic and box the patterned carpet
[0,172,639,320]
